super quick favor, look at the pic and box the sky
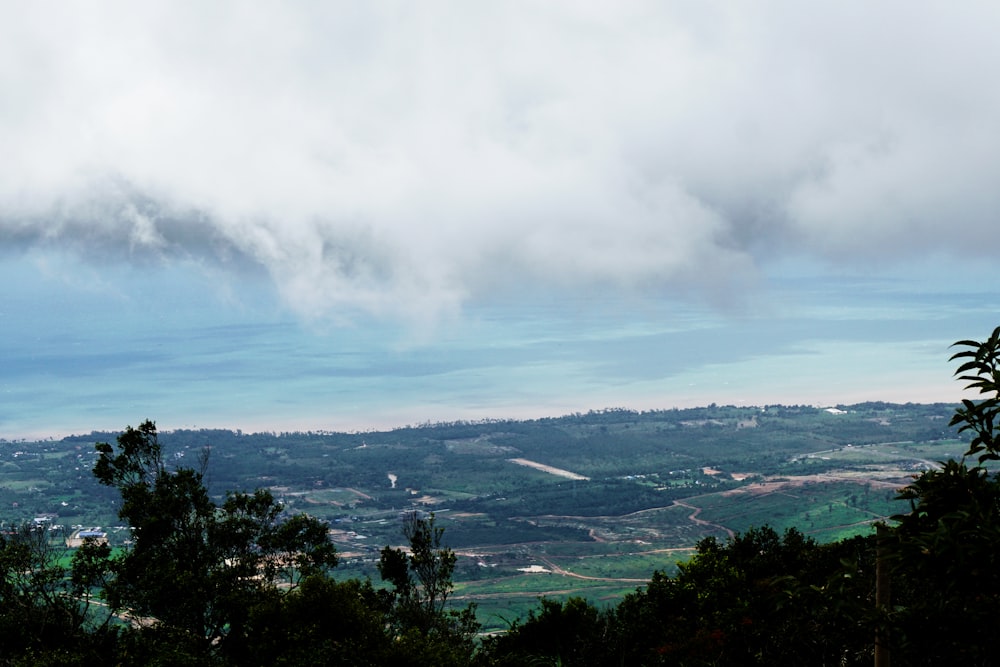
[3,2,1000,439]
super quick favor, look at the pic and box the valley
[0,401,963,632]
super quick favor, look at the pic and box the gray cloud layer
[3,2,999,320]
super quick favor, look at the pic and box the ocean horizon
[3,254,990,441]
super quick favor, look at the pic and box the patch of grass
[544,551,687,580]
[693,480,904,538]
[1,479,51,492]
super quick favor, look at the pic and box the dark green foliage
[482,596,609,666]
[435,521,591,548]
[69,538,114,626]
[93,420,339,660]
[0,525,117,666]
[234,576,392,667]
[950,325,1000,463]
[879,326,1000,664]
[485,527,877,666]
[2,420,493,665]
[887,462,1000,664]
[380,512,458,630]
[379,512,480,664]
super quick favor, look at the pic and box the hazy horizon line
[3,396,965,443]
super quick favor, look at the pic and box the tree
[607,526,876,667]
[93,421,338,654]
[379,512,458,631]
[378,512,479,664]
[482,596,612,667]
[0,524,116,665]
[882,327,1000,663]
[949,325,1000,462]
[889,459,1000,661]
[486,526,876,667]
[236,576,393,667]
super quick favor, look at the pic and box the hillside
[0,402,961,630]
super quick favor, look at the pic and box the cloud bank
[3,2,1000,320]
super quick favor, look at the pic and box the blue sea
[1,252,995,439]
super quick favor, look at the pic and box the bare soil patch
[508,458,589,480]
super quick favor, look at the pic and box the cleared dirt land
[508,458,590,480]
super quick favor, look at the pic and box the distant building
[66,528,108,548]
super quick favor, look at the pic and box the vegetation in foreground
[4,327,1000,664]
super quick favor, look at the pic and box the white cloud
[3,1,1000,320]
